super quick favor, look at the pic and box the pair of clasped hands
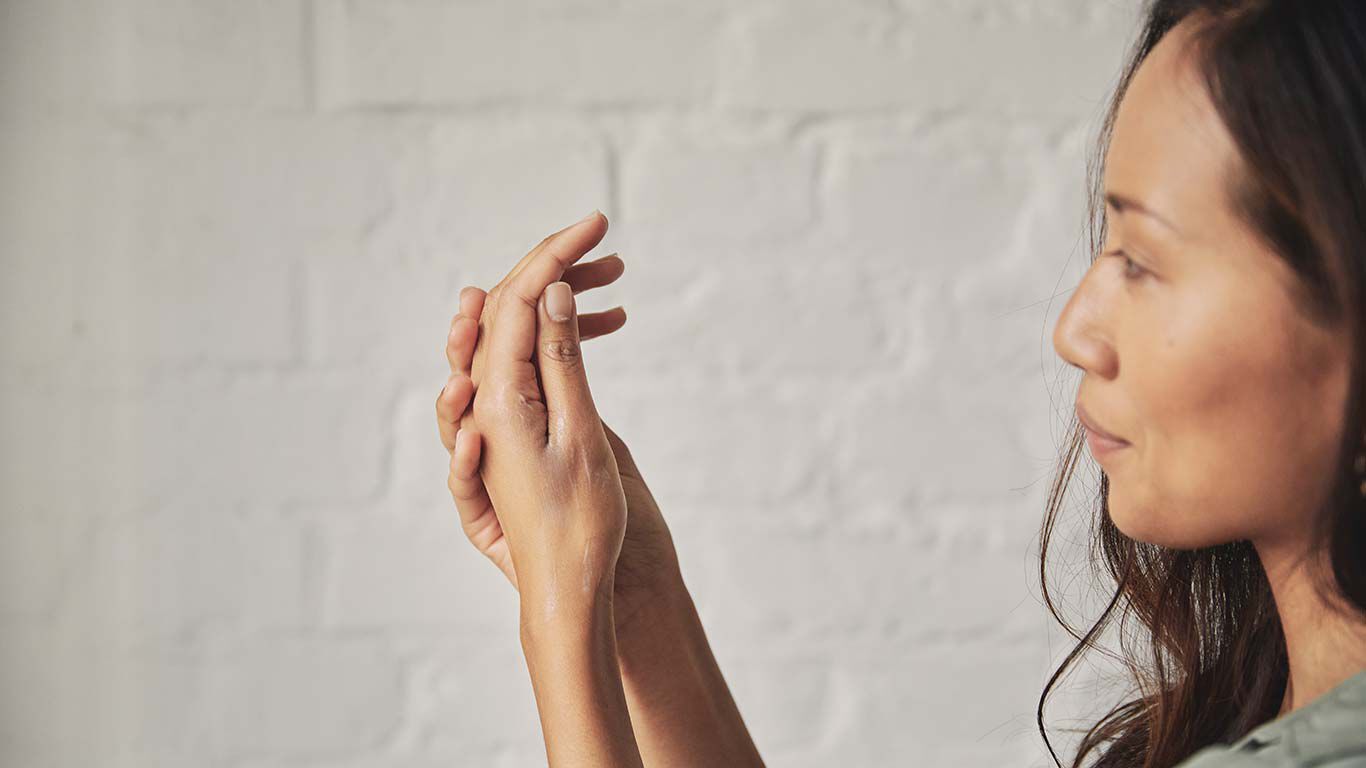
[434,210,679,635]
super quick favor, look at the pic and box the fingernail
[546,281,574,322]
[578,208,600,224]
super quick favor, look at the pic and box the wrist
[613,556,687,637]
[613,572,700,676]
[519,578,615,647]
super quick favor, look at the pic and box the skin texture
[1051,16,1366,717]
[437,212,766,766]
[443,211,643,766]
[437,218,682,632]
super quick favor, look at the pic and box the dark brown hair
[1037,2,1366,766]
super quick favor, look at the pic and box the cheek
[1104,303,1341,548]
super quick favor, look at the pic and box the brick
[0,0,118,112]
[0,116,131,366]
[686,513,1039,643]
[720,5,1129,118]
[322,507,516,632]
[113,114,397,266]
[80,244,298,367]
[584,254,889,379]
[308,118,610,371]
[825,121,1040,278]
[78,513,309,640]
[708,650,833,755]
[718,6,918,113]
[206,635,403,759]
[0,512,89,621]
[0,373,385,519]
[0,385,139,514]
[0,626,209,766]
[0,0,308,112]
[831,370,1043,508]
[822,640,1048,763]
[107,0,308,108]
[94,377,389,508]
[588,372,838,505]
[318,2,720,108]
[416,636,543,757]
[621,127,817,246]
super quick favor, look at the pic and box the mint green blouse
[1174,669,1366,767]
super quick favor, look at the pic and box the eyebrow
[1104,192,1183,236]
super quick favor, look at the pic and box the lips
[1076,403,1129,445]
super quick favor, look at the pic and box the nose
[1052,260,1119,380]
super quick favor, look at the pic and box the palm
[461,499,517,588]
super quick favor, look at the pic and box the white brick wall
[0,0,1143,765]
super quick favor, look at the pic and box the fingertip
[459,285,487,317]
[545,281,575,323]
[452,428,481,474]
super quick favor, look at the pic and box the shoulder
[1175,744,1366,768]
[1173,670,1366,768]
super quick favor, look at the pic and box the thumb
[537,281,600,446]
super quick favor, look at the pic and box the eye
[1104,248,1149,281]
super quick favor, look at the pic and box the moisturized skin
[436,213,766,767]
[1051,16,1366,714]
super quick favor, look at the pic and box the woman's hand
[436,213,683,632]
[437,221,629,592]
[479,275,628,621]
[441,211,646,765]
[437,212,764,768]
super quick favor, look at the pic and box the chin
[1106,494,1231,550]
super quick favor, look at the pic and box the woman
[433,0,1366,765]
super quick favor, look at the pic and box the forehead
[1104,21,1241,242]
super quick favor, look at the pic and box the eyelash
[1105,248,1149,281]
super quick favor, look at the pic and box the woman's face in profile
[1052,18,1352,552]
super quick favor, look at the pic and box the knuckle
[475,378,543,422]
[505,278,539,310]
[541,336,582,366]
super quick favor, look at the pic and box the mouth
[1076,403,1130,447]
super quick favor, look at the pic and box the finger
[561,252,623,294]
[578,306,627,341]
[486,210,608,369]
[601,420,643,478]
[507,222,596,285]
[452,285,488,377]
[483,219,605,322]
[436,372,475,453]
[447,427,495,529]
[537,281,601,446]
[446,314,479,376]
[475,274,620,374]
[459,285,488,319]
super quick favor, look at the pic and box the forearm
[521,592,645,768]
[616,572,766,768]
